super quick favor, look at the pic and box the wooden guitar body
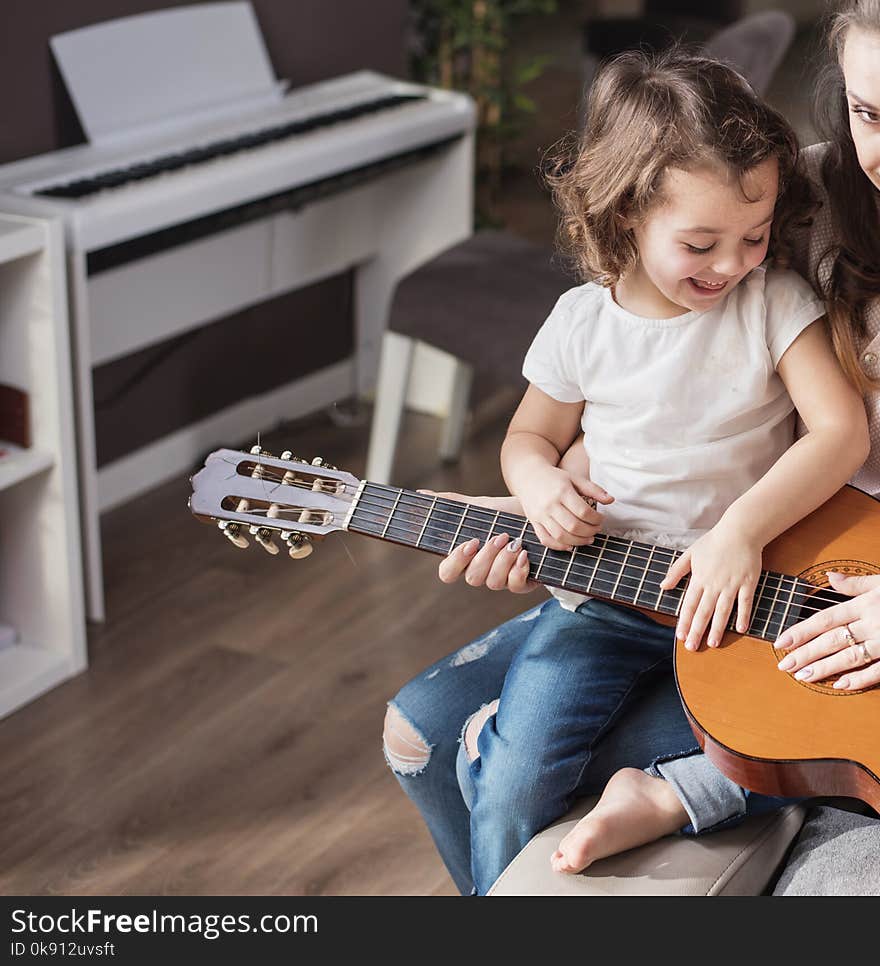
[670,485,880,810]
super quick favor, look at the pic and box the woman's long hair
[814,0,880,392]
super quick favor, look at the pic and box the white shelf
[0,212,86,719]
[0,218,44,266]
[0,447,54,492]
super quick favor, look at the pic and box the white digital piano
[0,2,476,620]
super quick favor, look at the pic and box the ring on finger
[841,623,857,647]
[851,640,872,666]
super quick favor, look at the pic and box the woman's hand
[773,572,880,691]
[418,491,538,593]
[660,520,762,651]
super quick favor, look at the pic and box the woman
[382,0,880,895]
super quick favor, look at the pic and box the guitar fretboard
[347,483,837,642]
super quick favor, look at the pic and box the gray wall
[1,0,409,466]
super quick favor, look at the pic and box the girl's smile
[616,160,778,319]
[688,277,729,295]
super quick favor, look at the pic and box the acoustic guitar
[190,447,880,811]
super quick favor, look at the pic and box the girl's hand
[772,572,880,691]
[419,492,538,593]
[516,464,613,551]
[660,521,762,651]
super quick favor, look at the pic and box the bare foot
[550,768,688,874]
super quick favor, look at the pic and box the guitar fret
[674,576,687,617]
[486,510,501,542]
[749,571,769,635]
[778,575,799,636]
[415,495,437,548]
[610,541,633,601]
[761,573,783,639]
[586,535,608,594]
[380,489,403,539]
[449,503,468,551]
[561,548,577,588]
[535,544,550,582]
[656,549,679,614]
[634,545,655,606]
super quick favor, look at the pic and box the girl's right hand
[419,492,538,594]
[517,465,613,550]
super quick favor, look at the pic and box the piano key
[34,92,426,200]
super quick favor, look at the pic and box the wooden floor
[0,394,537,896]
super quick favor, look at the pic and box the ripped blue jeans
[386,598,789,895]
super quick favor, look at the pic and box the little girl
[464,48,869,894]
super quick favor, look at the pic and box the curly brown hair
[545,47,815,287]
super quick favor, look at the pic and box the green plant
[410,0,558,223]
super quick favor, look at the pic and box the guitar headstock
[189,446,361,558]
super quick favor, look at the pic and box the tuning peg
[250,526,280,555]
[280,450,306,463]
[311,456,337,471]
[218,521,249,548]
[285,533,313,559]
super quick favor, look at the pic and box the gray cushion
[488,796,806,896]
[772,806,880,896]
[388,230,572,388]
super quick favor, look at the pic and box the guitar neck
[346,482,809,643]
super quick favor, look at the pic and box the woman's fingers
[778,632,879,685]
[438,533,537,593]
[437,537,480,584]
[775,620,870,678]
[826,571,880,597]
[773,597,857,651]
[486,539,536,593]
[833,656,880,692]
[462,533,514,586]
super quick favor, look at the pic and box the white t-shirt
[522,265,825,610]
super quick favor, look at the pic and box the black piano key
[34,92,427,200]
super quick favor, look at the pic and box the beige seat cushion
[488,797,806,896]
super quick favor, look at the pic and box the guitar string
[232,470,848,617]
[221,464,851,614]
[349,498,827,629]
[351,489,849,615]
